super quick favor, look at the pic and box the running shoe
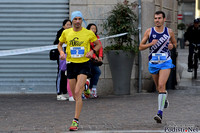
[85,79,90,90]
[84,89,90,98]
[154,114,162,123]
[57,95,67,100]
[82,93,87,99]
[62,94,69,99]
[90,89,98,98]
[69,119,79,131]
[84,79,90,98]
[69,96,75,102]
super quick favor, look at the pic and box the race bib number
[70,47,85,58]
[151,53,167,63]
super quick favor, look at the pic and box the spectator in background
[184,19,200,72]
[53,19,74,101]
[85,23,103,98]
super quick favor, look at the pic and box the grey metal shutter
[0,0,69,93]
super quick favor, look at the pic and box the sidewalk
[0,91,199,133]
[0,47,199,133]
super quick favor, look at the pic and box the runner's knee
[158,84,165,92]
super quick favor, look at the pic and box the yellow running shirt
[59,27,97,63]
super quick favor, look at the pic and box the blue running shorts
[148,59,175,74]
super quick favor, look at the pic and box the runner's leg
[69,78,76,98]
[74,74,87,119]
[154,69,171,123]
[151,74,159,91]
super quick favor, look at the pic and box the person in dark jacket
[53,19,73,100]
[184,19,200,72]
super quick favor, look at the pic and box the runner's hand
[86,51,93,58]
[98,57,103,61]
[168,42,174,50]
[59,51,66,60]
[151,39,158,46]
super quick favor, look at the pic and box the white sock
[158,92,166,112]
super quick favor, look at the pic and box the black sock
[74,118,79,121]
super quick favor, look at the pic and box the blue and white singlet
[148,27,171,63]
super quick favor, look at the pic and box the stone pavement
[0,47,199,133]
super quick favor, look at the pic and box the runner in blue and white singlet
[148,27,171,63]
[139,11,177,124]
[147,26,174,75]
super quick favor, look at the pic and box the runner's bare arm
[168,29,177,50]
[93,39,102,52]
[86,39,102,58]
[139,28,157,51]
[57,41,65,60]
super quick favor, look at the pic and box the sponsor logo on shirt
[69,37,84,46]
[151,34,169,50]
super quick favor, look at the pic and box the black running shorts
[67,61,91,79]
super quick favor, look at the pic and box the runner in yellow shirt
[57,11,101,131]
